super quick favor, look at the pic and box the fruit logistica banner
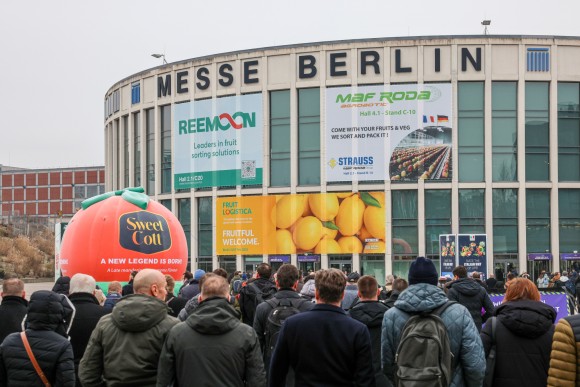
[325,84,452,182]
[216,192,386,255]
[174,94,263,189]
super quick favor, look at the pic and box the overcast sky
[1,0,579,169]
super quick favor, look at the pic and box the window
[492,82,517,181]
[133,112,141,187]
[298,88,320,186]
[160,105,172,193]
[146,109,155,195]
[198,197,213,258]
[123,116,129,188]
[425,190,451,255]
[115,119,121,189]
[525,82,550,181]
[558,83,580,181]
[458,82,484,182]
[526,189,550,253]
[392,190,418,255]
[493,189,518,253]
[178,198,191,264]
[131,82,141,105]
[270,90,291,187]
[559,189,580,252]
[459,189,485,233]
[160,199,172,211]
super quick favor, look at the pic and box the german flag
[437,115,449,123]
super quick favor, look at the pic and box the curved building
[104,35,580,283]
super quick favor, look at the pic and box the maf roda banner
[216,192,386,255]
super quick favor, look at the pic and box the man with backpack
[269,268,375,387]
[253,264,313,378]
[381,256,485,387]
[239,263,277,325]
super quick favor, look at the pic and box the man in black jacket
[239,263,276,325]
[253,264,313,375]
[0,277,28,343]
[157,274,266,386]
[446,265,494,332]
[68,273,110,384]
[348,275,389,387]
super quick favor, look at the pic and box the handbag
[483,317,497,387]
[20,331,52,387]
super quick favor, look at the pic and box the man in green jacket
[157,274,266,387]
[79,269,178,387]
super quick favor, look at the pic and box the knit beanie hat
[408,257,439,286]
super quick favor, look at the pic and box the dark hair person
[480,278,555,387]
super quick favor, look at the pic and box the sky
[1,0,579,169]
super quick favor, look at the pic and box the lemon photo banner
[216,192,386,255]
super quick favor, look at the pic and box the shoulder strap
[20,332,51,387]
[491,316,497,344]
[265,297,281,309]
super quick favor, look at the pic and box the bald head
[200,275,230,301]
[2,278,25,298]
[133,269,167,300]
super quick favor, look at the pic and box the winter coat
[482,300,555,387]
[79,293,178,387]
[103,292,121,311]
[270,303,375,387]
[486,277,498,291]
[381,283,485,387]
[165,294,187,318]
[446,277,495,332]
[341,284,359,310]
[0,295,28,343]
[52,276,71,295]
[383,290,401,309]
[0,290,75,387]
[548,313,580,386]
[68,292,110,380]
[349,301,389,387]
[178,279,201,300]
[299,279,315,301]
[157,297,266,387]
[239,278,277,325]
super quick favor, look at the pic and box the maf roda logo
[119,211,171,254]
[328,158,337,169]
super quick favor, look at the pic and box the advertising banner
[561,253,580,260]
[527,253,553,261]
[439,234,456,278]
[489,292,570,322]
[325,84,452,182]
[457,234,487,280]
[216,192,385,255]
[174,94,263,189]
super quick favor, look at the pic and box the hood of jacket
[186,297,240,335]
[394,283,448,313]
[495,299,556,338]
[447,278,482,296]
[300,279,316,297]
[348,301,388,328]
[112,293,169,332]
[26,290,75,337]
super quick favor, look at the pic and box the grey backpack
[395,301,456,387]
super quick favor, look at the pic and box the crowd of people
[1,258,580,386]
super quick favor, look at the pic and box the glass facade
[160,105,172,193]
[197,197,213,258]
[178,198,191,265]
[459,189,485,233]
[392,190,418,255]
[526,189,551,253]
[492,189,518,253]
[133,112,141,187]
[425,190,452,255]
[146,109,155,195]
[525,82,550,181]
[558,83,580,181]
[298,88,320,186]
[270,90,291,187]
[559,189,580,252]
[458,82,485,182]
[123,115,129,188]
[492,82,517,181]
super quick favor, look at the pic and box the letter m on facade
[157,74,171,97]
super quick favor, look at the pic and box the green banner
[175,168,263,189]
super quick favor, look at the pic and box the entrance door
[494,255,518,285]
[527,260,551,283]
[299,261,320,275]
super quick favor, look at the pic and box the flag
[423,115,427,123]
[430,116,435,123]
[437,115,449,123]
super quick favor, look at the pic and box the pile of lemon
[272,192,385,254]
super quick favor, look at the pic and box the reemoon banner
[173,94,263,189]
[325,84,452,182]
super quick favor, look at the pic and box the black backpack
[395,301,456,387]
[241,282,277,324]
[263,297,304,366]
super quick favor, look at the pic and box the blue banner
[439,234,456,278]
[457,234,487,281]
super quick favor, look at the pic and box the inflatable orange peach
[59,187,188,282]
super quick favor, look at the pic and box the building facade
[0,165,105,222]
[103,35,580,283]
